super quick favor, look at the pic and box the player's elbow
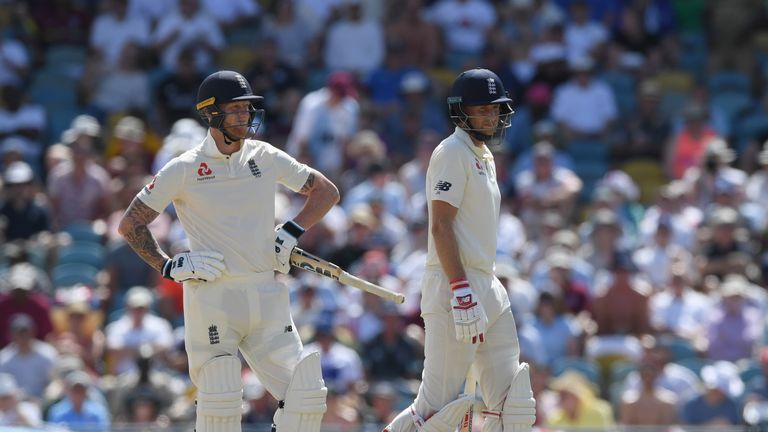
[117,216,137,239]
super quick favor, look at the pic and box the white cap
[3,161,34,184]
[70,115,101,137]
[125,286,153,308]
[114,116,146,142]
[701,361,744,398]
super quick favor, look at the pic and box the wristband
[281,220,305,238]
[450,277,469,291]
[162,259,174,280]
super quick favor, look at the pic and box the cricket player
[118,70,340,432]
[385,68,536,431]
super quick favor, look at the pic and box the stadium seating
[551,357,601,384]
[56,242,107,269]
[61,222,104,245]
[51,262,100,288]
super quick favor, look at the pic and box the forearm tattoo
[299,172,315,195]
[120,197,168,271]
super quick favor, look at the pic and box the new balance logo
[208,325,220,345]
[434,181,452,192]
[487,78,497,95]
[248,159,262,177]
[284,325,293,333]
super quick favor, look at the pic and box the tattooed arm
[290,169,340,230]
[117,197,169,272]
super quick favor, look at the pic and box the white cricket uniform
[136,132,309,400]
[415,127,521,423]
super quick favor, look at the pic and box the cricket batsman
[384,68,536,431]
[118,70,340,432]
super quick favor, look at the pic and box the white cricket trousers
[413,268,521,420]
[183,272,302,400]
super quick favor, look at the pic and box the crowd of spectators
[3,0,768,430]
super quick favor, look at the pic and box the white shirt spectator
[0,104,46,157]
[323,14,384,75]
[304,340,364,393]
[0,340,57,399]
[295,0,344,36]
[633,243,690,289]
[90,12,151,69]
[91,69,150,114]
[426,0,496,54]
[649,289,712,340]
[200,0,260,25]
[0,38,29,87]
[623,362,702,407]
[551,78,617,134]
[105,313,174,374]
[128,0,176,24]
[153,9,225,72]
[261,9,314,69]
[564,21,608,61]
[746,169,768,212]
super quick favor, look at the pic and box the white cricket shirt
[137,132,310,276]
[425,127,501,274]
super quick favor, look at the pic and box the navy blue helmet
[447,68,514,144]
[196,70,265,142]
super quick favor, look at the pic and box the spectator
[324,0,385,76]
[550,56,617,139]
[361,302,422,381]
[89,0,151,71]
[697,207,752,280]
[303,317,364,394]
[425,0,496,68]
[619,79,670,161]
[0,32,30,88]
[47,132,111,230]
[632,216,690,290]
[152,0,225,73]
[680,361,744,426]
[0,161,50,241]
[286,71,360,177]
[0,264,54,347]
[530,291,582,366]
[579,209,624,272]
[619,354,678,426]
[514,141,582,234]
[683,138,747,210]
[564,0,609,61]
[260,0,314,69]
[665,103,721,180]
[0,372,42,427]
[87,42,150,117]
[649,264,711,343]
[384,0,441,69]
[199,0,260,27]
[545,370,615,428]
[47,371,110,432]
[0,314,57,400]
[242,371,275,425]
[746,141,768,212]
[621,336,702,408]
[155,48,205,129]
[705,276,762,362]
[363,381,398,426]
[0,86,46,159]
[104,286,174,375]
[591,251,652,336]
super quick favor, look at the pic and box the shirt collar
[201,131,245,159]
[454,127,492,160]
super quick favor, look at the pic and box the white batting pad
[196,355,243,432]
[272,351,327,431]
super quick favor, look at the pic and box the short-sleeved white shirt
[425,127,501,274]
[137,132,310,276]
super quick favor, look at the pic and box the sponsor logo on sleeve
[434,180,452,193]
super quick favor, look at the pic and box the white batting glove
[162,251,226,282]
[450,278,488,344]
[274,220,304,274]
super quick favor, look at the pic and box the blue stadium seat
[674,357,710,377]
[51,263,100,288]
[657,335,698,361]
[708,71,752,95]
[734,114,768,153]
[739,359,763,386]
[61,222,104,245]
[711,92,753,125]
[57,242,107,269]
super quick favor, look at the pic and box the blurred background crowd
[2,0,768,431]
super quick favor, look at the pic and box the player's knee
[272,352,327,432]
[195,355,243,432]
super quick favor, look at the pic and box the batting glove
[450,278,488,344]
[274,220,304,274]
[162,251,226,282]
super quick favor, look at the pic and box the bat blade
[459,365,476,432]
[290,248,405,304]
